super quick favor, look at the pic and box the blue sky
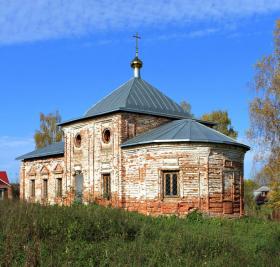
[0,0,279,182]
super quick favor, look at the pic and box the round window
[102,129,111,144]
[75,134,82,148]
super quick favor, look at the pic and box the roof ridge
[0,171,10,185]
[192,121,209,140]
[138,79,164,109]
[84,77,134,116]
[60,77,194,126]
[154,120,183,139]
[0,178,10,186]
[141,79,187,114]
[197,121,240,142]
[124,78,137,107]
[173,119,190,139]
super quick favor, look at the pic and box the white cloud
[0,136,34,183]
[0,0,279,44]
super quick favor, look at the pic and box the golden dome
[131,56,143,69]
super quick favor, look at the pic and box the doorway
[75,174,84,203]
[0,189,7,200]
[223,171,234,214]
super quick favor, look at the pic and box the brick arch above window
[53,163,64,174]
[28,166,37,176]
[40,165,50,175]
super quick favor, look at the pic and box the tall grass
[0,201,280,266]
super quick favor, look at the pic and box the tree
[180,100,194,118]
[34,111,63,149]
[248,20,280,187]
[201,110,238,139]
[244,179,258,213]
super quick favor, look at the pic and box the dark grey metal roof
[121,119,250,150]
[85,77,192,118]
[16,142,64,160]
[59,77,192,125]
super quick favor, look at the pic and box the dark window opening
[75,134,82,148]
[102,174,111,200]
[43,179,48,198]
[56,178,62,197]
[75,175,84,202]
[163,171,179,197]
[102,129,111,144]
[30,180,35,197]
[0,189,7,200]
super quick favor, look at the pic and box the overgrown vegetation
[248,20,280,206]
[0,201,280,267]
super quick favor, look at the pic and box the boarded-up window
[128,123,136,139]
[56,178,62,197]
[102,174,111,200]
[30,180,35,197]
[75,175,84,202]
[223,172,234,201]
[163,171,179,197]
[43,179,48,198]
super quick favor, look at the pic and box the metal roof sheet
[59,77,191,125]
[16,141,64,161]
[85,77,191,118]
[121,119,250,150]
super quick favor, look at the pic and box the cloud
[144,28,220,43]
[0,136,34,182]
[0,0,279,44]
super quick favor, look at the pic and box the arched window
[102,129,111,144]
[75,134,82,148]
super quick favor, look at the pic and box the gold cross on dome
[133,33,141,57]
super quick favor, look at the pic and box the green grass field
[0,201,280,267]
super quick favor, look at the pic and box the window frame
[128,123,136,139]
[222,171,234,201]
[56,178,63,197]
[0,189,4,200]
[74,133,82,148]
[102,128,111,144]
[42,179,48,199]
[30,179,35,197]
[162,171,180,198]
[102,173,111,200]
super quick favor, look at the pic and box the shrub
[0,200,280,266]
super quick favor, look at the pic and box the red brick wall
[121,143,246,217]
[120,112,172,143]
[19,112,247,218]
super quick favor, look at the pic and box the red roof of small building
[0,171,10,185]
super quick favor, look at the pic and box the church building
[17,40,250,217]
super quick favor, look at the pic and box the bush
[0,201,280,266]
